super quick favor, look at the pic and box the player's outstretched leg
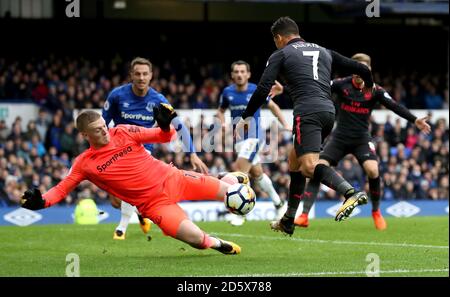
[311,164,368,221]
[176,219,241,255]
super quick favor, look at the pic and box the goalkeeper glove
[153,103,177,132]
[20,188,45,210]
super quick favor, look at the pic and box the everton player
[103,57,208,240]
[216,60,291,226]
[271,53,431,230]
[20,107,242,255]
[236,16,377,235]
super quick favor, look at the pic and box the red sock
[199,232,213,249]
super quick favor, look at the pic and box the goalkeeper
[102,57,209,240]
[21,106,242,255]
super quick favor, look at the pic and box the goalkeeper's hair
[351,53,371,68]
[231,60,250,72]
[130,57,152,72]
[271,16,299,37]
[76,110,101,132]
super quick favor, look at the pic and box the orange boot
[294,213,309,228]
[372,209,387,230]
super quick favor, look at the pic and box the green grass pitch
[0,217,448,277]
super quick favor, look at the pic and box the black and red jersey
[331,76,417,139]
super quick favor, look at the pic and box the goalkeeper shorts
[142,168,220,237]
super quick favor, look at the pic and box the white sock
[255,173,282,207]
[209,236,221,248]
[116,201,137,233]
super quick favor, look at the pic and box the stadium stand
[0,56,448,206]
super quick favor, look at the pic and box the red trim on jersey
[296,116,301,145]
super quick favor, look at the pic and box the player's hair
[76,110,101,132]
[271,16,299,37]
[231,60,250,72]
[130,57,152,72]
[351,53,371,67]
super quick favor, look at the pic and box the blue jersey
[219,83,269,140]
[102,83,169,151]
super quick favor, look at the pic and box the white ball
[225,183,256,216]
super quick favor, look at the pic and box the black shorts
[293,112,335,157]
[320,135,378,166]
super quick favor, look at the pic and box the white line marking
[205,268,449,277]
[214,232,449,249]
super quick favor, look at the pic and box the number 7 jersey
[255,38,335,117]
[242,37,373,120]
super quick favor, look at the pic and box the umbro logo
[4,208,42,226]
[386,201,420,217]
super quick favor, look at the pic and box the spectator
[60,123,76,158]
[0,119,10,142]
[424,84,444,109]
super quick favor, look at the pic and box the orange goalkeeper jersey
[43,125,176,209]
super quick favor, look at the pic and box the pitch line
[209,268,449,277]
[214,232,449,249]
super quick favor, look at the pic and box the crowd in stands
[1,56,448,110]
[0,56,449,206]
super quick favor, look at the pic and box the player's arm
[125,125,176,144]
[266,100,291,131]
[241,50,284,119]
[216,92,229,126]
[330,78,345,94]
[329,78,347,103]
[157,97,209,173]
[21,158,86,210]
[329,50,373,88]
[377,89,431,134]
[216,108,226,126]
[268,80,285,98]
[171,116,209,173]
[102,91,118,126]
[171,117,196,155]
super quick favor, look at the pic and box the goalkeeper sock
[369,176,381,211]
[254,173,282,207]
[116,201,136,233]
[200,233,220,249]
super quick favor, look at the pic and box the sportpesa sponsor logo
[97,146,132,172]
[230,105,248,111]
[121,111,153,121]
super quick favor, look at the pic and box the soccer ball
[218,171,250,185]
[225,183,256,216]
